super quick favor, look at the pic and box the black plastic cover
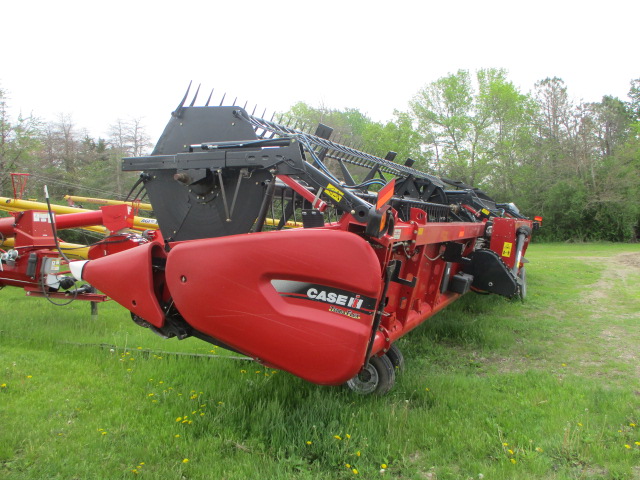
[463,249,518,297]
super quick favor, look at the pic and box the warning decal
[502,242,513,257]
[324,183,343,202]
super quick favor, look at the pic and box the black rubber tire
[346,355,396,395]
[385,343,405,375]
[518,266,527,300]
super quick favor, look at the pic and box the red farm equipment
[2,87,538,394]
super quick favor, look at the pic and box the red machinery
[0,202,153,301]
[59,89,537,394]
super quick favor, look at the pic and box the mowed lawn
[1,243,639,479]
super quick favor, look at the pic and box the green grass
[1,243,640,479]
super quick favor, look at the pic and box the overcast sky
[2,0,638,143]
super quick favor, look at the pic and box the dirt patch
[614,251,640,269]
[485,251,640,378]
[581,252,640,378]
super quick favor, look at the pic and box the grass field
[1,243,639,479]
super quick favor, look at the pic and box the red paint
[165,229,382,385]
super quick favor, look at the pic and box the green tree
[282,102,420,168]
[409,68,535,191]
[0,86,41,197]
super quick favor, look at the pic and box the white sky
[2,0,638,144]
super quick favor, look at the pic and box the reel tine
[189,83,201,107]
[205,88,214,106]
[172,81,192,118]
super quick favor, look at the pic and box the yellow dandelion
[334,435,342,440]
[346,433,351,439]
[624,444,631,449]
[356,450,361,457]
[175,434,180,438]
[561,363,567,367]
[425,388,430,391]
[508,449,514,455]
[352,468,358,474]
[345,464,351,468]
[176,417,182,422]
[510,458,516,464]
[140,462,145,465]
[137,346,142,350]
[101,431,107,435]
[535,447,543,453]
[502,442,508,447]
[148,393,154,397]
[132,469,138,474]
[630,423,637,427]
[577,422,583,427]
[182,458,189,463]
[306,441,312,445]
[381,463,388,469]
[1,383,6,388]
[634,442,640,446]
[26,375,32,379]
[200,413,205,416]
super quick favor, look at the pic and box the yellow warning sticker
[502,242,513,257]
[324,183,343,202]
[481,208,490,216]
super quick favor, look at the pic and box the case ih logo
[271,280,377,315]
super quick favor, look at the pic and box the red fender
[165,228,383,385]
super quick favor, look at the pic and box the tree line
[0,89,151,201]
[2,70,639,241]
[284,70,640,242]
